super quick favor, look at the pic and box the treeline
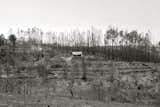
[0,26,160,62]
[51,45,159,62]
[50,26,160,62]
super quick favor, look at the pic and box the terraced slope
[0,56,159,106]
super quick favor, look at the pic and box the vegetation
[1,26,160,62]
[0,26,160,106]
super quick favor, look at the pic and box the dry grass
[0,96,154,107]
[0,55,160,107]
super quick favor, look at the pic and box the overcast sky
[0,0,159,43]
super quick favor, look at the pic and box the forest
[1,26,160,62]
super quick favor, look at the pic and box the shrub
[36,64,49,84]
[91,80,106,102]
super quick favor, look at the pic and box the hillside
[0,51,160,106]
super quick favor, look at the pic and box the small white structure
[72,51,83,57]
[61,51,83,65]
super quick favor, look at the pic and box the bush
[91,80,106,102]
[36,64,49,84]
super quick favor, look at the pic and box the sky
[0,0,159,43]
